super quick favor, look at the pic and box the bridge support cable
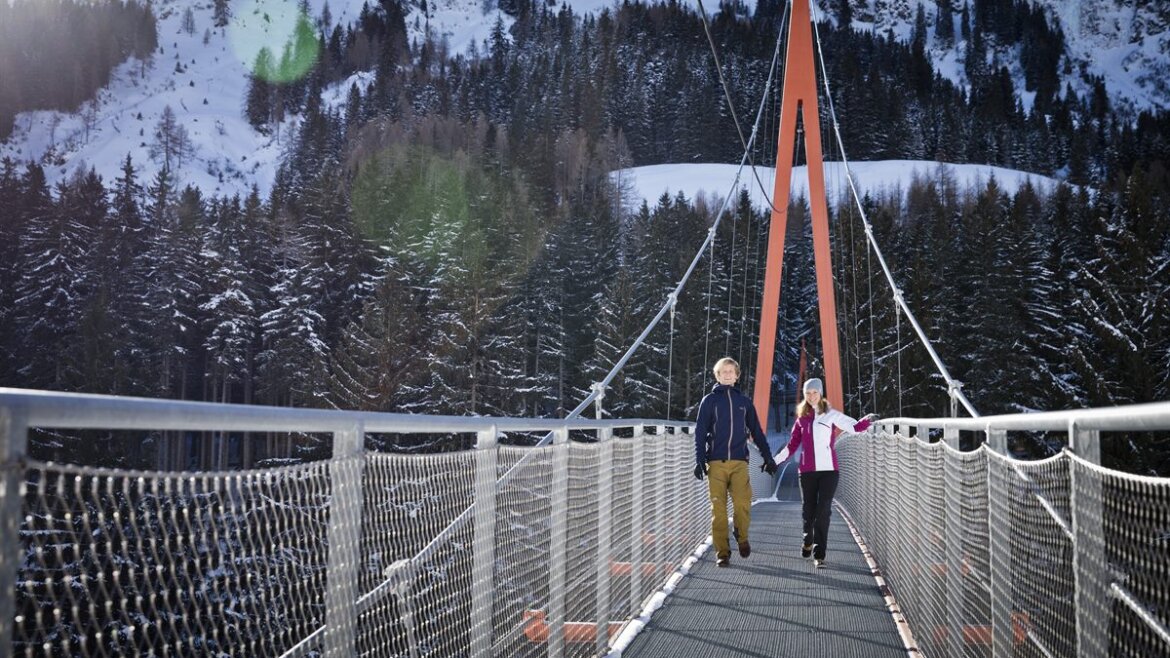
[558,16,789,426]
[896,304,904,417]
[806,6,978,417]
[695,0,790,215]
[666,293,676,421]
[866,213,878,414]
[702,225,715,405]
[726,205,738,357]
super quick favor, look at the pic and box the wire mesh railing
[0,388,706,658]
[836,402,1170,658]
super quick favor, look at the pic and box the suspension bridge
[4,0,1170,656]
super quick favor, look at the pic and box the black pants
[799,470,839,560]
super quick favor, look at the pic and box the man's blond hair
[712,357,740,378]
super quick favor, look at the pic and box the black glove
[693,463,707,481]
[761,461,778,475]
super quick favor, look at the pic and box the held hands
[760,461,778,475]
[693,463,708,481]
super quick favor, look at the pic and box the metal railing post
[630,423,645,613]
[943,447,963,657]
[949,381,963,418]
[0,405,28,654]
[591,383,605,420]
[943,426,959,450]
[471,426,499,658]
[1069,422,1106,658]
[594,426,614,655]
[650,425,666,577]
[987,455,1012,658]
[323,421,365,657]
[547,426,570,658]
[986,428,1007,454]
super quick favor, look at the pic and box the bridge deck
[620,500,909,658]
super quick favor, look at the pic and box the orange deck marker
[522,609,624,644]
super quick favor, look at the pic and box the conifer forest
[0,0,1167,472]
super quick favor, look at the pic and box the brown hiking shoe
[738,541,751,558]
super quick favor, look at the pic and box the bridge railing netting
[837,430,1170,658]
[6,422,707,657]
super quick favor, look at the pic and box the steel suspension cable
[867,213,877,413]
[695,0,790,214]
[741,204,760,386]
[725,202,737,355]
[828,88,859,414]
[808,6,979,417]
[738,205,750,369]
[703,221,716,408]
[377,23,795,625]
[559,15,789,423]
[897,304,904,417]
[666,298,676,421]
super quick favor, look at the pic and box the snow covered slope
[0,0,1164,200]
[0,0,371,198]
[616,160,1064,214]
[841,0,1169,114]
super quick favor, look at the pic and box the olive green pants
[707,459,752,558]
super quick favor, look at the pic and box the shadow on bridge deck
[619,501,909,658]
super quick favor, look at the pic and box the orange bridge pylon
[752,0,844,421]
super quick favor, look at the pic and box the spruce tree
[13,164,89,392]
[330,253,425,415]
[257,266,331,408]
[936,0,954,46]
[200,197,258,410]
[140,174,204,401]
[246,48,276,129]
[0,158,25,381]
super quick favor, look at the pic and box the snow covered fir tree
[0,0,1167,475]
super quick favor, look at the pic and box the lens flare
[229,0,319,84]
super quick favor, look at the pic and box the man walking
[694,357,778,567]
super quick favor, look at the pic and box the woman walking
[773,377,876,568]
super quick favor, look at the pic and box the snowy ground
[615,160,1063,215]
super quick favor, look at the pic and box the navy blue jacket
[694,384,775,467]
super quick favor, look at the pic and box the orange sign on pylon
[752,0,844,422]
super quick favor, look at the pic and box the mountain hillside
[0,0,370,197]
[833,0,1167,112]
[0,0,1165,199]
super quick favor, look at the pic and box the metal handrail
[849,403,1170,658]
[880,400,1170,434]
[0,387,682,436]
[0,387,696,658]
